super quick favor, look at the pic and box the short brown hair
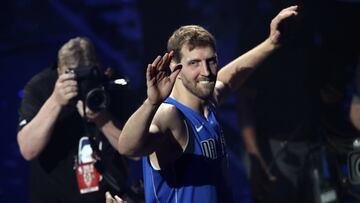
[57,37,99,71]
[167,25,216,63]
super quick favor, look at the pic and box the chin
[197,91,213,100]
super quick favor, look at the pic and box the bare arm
[118,52,182,157]
[17,73,78,160]
[237,88,259,155]
[118,99,161,156]
[237,88,276,181]
[216,6,299,102]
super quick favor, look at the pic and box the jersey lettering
[201,138,217,159]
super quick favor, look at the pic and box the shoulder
[21,68,57,110]
[25,67,57,92]
[212,80,229,106]
[154,103,184,130]
[149,103,189,169]
[153,102,188,148]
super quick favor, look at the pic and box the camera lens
[348,150,360,184]
[85,88,108,112]
[356,158,360,176]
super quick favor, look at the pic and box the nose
[201,61,211,76]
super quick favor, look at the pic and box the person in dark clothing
[17,37,140,203]
[237,20,321,203]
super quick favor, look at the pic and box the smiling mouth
[198,80,215,84]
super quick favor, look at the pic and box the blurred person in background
[17,37,143,203]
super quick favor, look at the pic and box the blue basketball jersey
[143,97,232,203]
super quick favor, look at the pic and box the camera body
[70,65,109,112]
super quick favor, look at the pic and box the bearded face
[179,45,218,100]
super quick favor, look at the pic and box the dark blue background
[1,0,359,202]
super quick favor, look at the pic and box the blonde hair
[167,25,216,63]
[57,37,99,71]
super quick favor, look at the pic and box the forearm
[17,95,62,160]
[242,127,269,171]
[242,127,261,156]
[118,98,160,156]
[93,111,122,150]
[218,38,277,91]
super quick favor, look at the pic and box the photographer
[17,37,142,203]
[311,51,360,202]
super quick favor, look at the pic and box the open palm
[146,51,182,105]
[269,5,298,47]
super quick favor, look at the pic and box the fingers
[160,52,174,71]
[169,64,182,82]
[151,55,162,68]
[105,191,127,203]
[146,63,156,85]
[147,52,176,84]
[52,72,78,106]
[269,5,300,45]
[114,195,127,203]
[57,73,78,96]
[150,52,174,72]
[105,191,115,203]
[272,5,298,23]
[279,9,297,21]
[76,100,100,121]
[60,82,78,99]
[282,5,298,12]
[76,100,84,117]
[64,83,78,94]
[277,5,298,20]
[168,50,174,58]
[58,71,76,82]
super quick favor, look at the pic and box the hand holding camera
[70,65,109,113]
[76,100,110,126]
[51,71,78,106]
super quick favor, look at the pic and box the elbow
[117,137,143,157]
[18,144,38,161]
[117,137,132,156]
[17,133,38,161]
[118,148,137,158]
[117,142,136,157]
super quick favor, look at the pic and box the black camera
[348,138,360,184]
[70,65,109,112]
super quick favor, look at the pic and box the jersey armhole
[149,119,190,171]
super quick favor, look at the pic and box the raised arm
[17,72,78,160]
[216,6,299,101]
[117,52,182,157]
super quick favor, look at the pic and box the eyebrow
[186,55,217,63]
[206,56,217,62]
[186,59,201,64]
